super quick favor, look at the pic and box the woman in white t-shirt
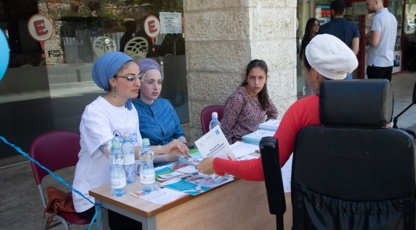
[72,51,189,230]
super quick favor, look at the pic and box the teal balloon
[0,30,9,81]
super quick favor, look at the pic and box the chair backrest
[124,36,148,60]
[260,136,286,230]
[292,79,416,229]
[30,130,90,227]
[200,105,225,134]
[93,36,118,58]
[30,130,80,187]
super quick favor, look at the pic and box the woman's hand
[164,139,190,156]
[196,157,215,175]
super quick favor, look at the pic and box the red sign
[27,14,54,41]
[144,15,160,38]
[27,14,54,58]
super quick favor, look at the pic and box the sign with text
[160,12,182,34]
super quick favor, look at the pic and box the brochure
[194,126,237,160]
[242,129,276,145]
[130,188,188,205]
[177,148,203,166]
[155,163,186,182]
[161,177,211,196]
[258,119,281,131]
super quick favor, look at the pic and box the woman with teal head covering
[73,52,189,229]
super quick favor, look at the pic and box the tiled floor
[0,71,415,230]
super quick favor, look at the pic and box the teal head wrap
[92,51,134,110]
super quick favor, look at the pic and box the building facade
[0,0,297,165]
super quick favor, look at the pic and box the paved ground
[0,71,415,230]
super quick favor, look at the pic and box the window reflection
[0,0,187,165]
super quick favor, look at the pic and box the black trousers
[366,65,393,82]
[79,207,142,230]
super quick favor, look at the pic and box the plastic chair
[124,36,148,60]
[92,36,117,58]
[200,105,225,134]
[30,130,90,230]
[292,80,416,229]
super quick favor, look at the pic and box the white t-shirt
[367,8,397,67]
[72,96,142,212]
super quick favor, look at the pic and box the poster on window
[159,12,182,34]
[393,50,401,73]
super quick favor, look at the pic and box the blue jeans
[345,72,353,80]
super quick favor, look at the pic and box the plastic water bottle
[139,138,155,194]
[109,137,127,197]
[209,112,221,130]
[121,132,136,184]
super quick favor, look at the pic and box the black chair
[292,79,416,229]
[260,136,286,230]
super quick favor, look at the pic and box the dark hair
[240,59,270,110]
[125,20,137,33]
[331,0,346,16]
[303,51,312,70]
[299,18,318,60]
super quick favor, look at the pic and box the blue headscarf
[136,58,163,80]
[92,52,134,110]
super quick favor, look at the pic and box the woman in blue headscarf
[72,52,189,229]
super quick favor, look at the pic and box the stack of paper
[230,141,259,160]
[258,119,281,131]
[242,129,276,145]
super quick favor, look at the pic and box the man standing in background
[319,0,360,79]
[365,0,397,81]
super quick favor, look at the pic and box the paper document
[242,129,276,145]
[258,119,281,131]
[131,188,187,205]
[230,141,259,160]
[194,126,237,160]
[281,154,293,193]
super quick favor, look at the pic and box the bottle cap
[123,132,131,140]
[212,112,218,118]
[142,138,150,146]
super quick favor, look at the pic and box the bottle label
[140,171,155,184]
[111,177,127,189]
[124,154,135,165]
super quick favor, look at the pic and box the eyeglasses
[116,73,144,82]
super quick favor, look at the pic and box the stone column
[185,0,297,144]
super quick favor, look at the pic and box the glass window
[0,0,187,165]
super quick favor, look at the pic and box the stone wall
[185,0,298,143]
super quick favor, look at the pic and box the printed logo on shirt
[131,132,138,144]
[113,130,122,140]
